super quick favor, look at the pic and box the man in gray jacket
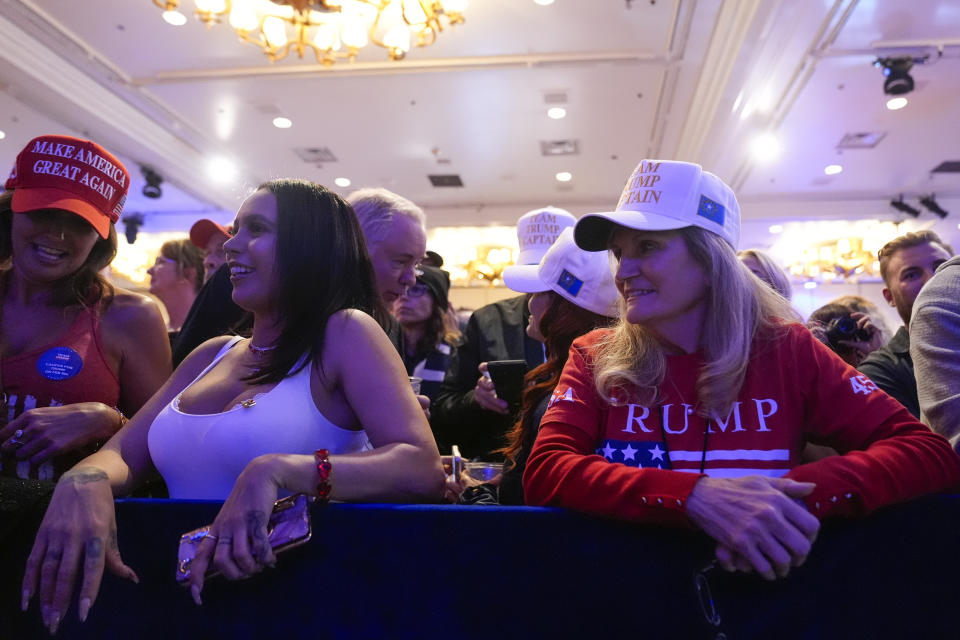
[911,255,960,450]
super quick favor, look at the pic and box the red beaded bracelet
[314,449,332,503]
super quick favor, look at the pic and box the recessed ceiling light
[886,97,908,111]
[162,10,187,26]
[334,177,351,188]
[547,107,566,120]
[803,281,818,290]
[555,171,572,182]
[824,164,843,175]
[768,224,784,234]
[750,133,781,163]
[272,116,292,129]
[207,157,237,183]
[0,130,6,140]
[534,0,555,5]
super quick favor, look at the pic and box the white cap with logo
[503,227,620,318]
[510,206,577,266]
[574,160,740,251]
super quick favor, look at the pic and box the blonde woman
[523,160,960,581]
[738,248,792,300]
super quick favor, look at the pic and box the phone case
[176,493,313,583]
[486,360,528,408]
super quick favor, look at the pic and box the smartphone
[486,359,528,411]
[176,493,312,583]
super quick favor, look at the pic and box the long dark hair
[409,292,460,356]
[499,292,613,464]
[0,190,117,307]
[245,179,384,385]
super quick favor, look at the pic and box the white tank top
[148,336,371,499]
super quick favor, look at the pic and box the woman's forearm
[259,443,445,503]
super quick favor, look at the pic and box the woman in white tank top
[24,179,444,630]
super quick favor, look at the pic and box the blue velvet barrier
[2,496,958,639]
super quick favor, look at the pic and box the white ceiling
[0,0,958,249]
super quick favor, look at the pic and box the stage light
[919,194,949,219]
[141,167,163,199]
[875,56,915,96]
[889,195,920,217]
[123,213,144,244]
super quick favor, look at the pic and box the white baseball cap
[503,227,620,318]
[512,206,577,266]
[574,160,740,251]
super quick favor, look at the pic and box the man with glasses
[347,188,428,347]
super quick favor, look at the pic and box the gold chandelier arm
[153,0,180,10]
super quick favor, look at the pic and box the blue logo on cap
[697,195,725,225]
[557,269,583,297]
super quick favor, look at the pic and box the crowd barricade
[2,495,958,639]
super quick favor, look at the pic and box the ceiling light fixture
[889,195,920,217]
[886,97,908,110]
[919,194,949,219]
[334,177,351,187]
[162,9,188,25]
[151,0,467,65]
[534,0,555,5]
[824,164,843,176]
[750,132,781,163]
[141,167,164,198]
[547,107,566,120]
[272,116,293,128]
[874,56,919,96]
[768,224,784,234]
[555,171,572,182]
[208,157,237,183]
[0,130,6,139]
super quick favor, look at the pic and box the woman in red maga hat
[0,135,171,482]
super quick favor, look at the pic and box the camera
[825,315,872,349]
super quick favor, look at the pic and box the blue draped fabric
[2,496,958,638]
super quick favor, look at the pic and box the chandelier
[152,0,467,65]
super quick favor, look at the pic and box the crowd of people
[2,135,959,633]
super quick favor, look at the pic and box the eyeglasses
[404,283,430,298]
[693,561,723,629]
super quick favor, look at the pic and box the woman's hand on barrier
[474,363,509,415]
[686,475,820,581]
[22,466,138,634]
[187,456,279,605]
[0,403,120,465]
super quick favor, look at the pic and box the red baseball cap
[5,135,129,239]
[189,218,232,249]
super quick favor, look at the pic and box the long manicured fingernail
[21,590,29,611]
[49,611,60,635]
[42,604,50,626]
[128,570,140,585]
[78,597,91,622]
[190,584,202,606]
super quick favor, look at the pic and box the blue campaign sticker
[37,347,84,381]
[697,195,725,225]
[557,269,584,297]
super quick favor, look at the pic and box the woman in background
[148,237,205,335]
[498,227,618,504]
[738,248,792,300]
[0,135,170,482]
[393,265,460,403]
